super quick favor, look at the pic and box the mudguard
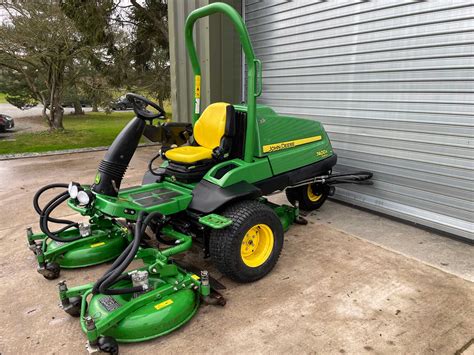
[189,180,261,214]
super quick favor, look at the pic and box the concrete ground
[0,147,473,354]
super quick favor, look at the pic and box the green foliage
[62,0,171,106]
[0,2,93,129]
[5,94,37,110]
[60,0,116,47]
[1,1,171,129]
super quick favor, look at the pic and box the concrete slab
[0,148,472,354]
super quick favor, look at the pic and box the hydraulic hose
[148,152,162,176]
[34,184,80,242]
[33,183,77,225]
[93,211,165,295]
[40,192,80,242]
[96,211,146,295]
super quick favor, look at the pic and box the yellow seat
[165,146,213,164]
[165,102,229,164]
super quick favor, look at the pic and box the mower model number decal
[90,242,106,248]
[195,75,201,99]
[262,135,322,153]
[191,274,200,281]
[154,299,173,310]
[99,296,121,312]
[316,149,328,157]
[195,75,201,114]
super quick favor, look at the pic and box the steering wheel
[126,93,166,121]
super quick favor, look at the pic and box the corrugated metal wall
[244,0,474,240]
[169,0,211,123]
[169,0,241,123]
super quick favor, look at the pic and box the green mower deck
[27,218,131,279]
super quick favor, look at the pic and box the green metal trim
[185,2,259,163]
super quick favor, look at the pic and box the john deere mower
[49,3,371,353]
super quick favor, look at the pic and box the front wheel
[209,200,284,283]
[286,183,329,211]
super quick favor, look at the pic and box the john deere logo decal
[262,135,322,153]
[95,173,101,184]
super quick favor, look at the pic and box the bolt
[181,284,186,288]
[173,287,178,291]
[83,316,96,331]
[151,268,157,273]
[58,280,68,292]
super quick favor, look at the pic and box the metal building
[169,0,474,241]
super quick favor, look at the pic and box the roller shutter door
[244,0,474,240]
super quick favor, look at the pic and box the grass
[0,93,6,104]
[0,111,170,155]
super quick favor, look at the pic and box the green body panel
[253,106,330,156]
[87,282,198,342]
[266,139,333,175]
[201,105,334,188]
[203,157,272,187]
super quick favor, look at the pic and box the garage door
[244,0,474,240]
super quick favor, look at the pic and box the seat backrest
[194,102,230,149]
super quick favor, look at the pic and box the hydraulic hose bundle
[92,211,165,295]
[33,183,80,242]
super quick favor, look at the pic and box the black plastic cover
[188,180,261,214]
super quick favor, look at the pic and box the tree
[129,0,170,107]
[63,0,171,108]
[0,2,89,130]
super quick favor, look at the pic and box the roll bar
[185,2,261,163]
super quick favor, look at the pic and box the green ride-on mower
[47,3,372,353]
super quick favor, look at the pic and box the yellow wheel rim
[240,224,274,268]
[307,184,322,202]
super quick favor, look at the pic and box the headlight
[68,182,79,198]
[77,190,91,205]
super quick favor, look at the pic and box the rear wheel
[286,183,329,211]
[209,200,283,283]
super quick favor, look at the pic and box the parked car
[0,114,14,132]
[110,96,134,111]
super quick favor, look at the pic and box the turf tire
[209,200,283,283]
